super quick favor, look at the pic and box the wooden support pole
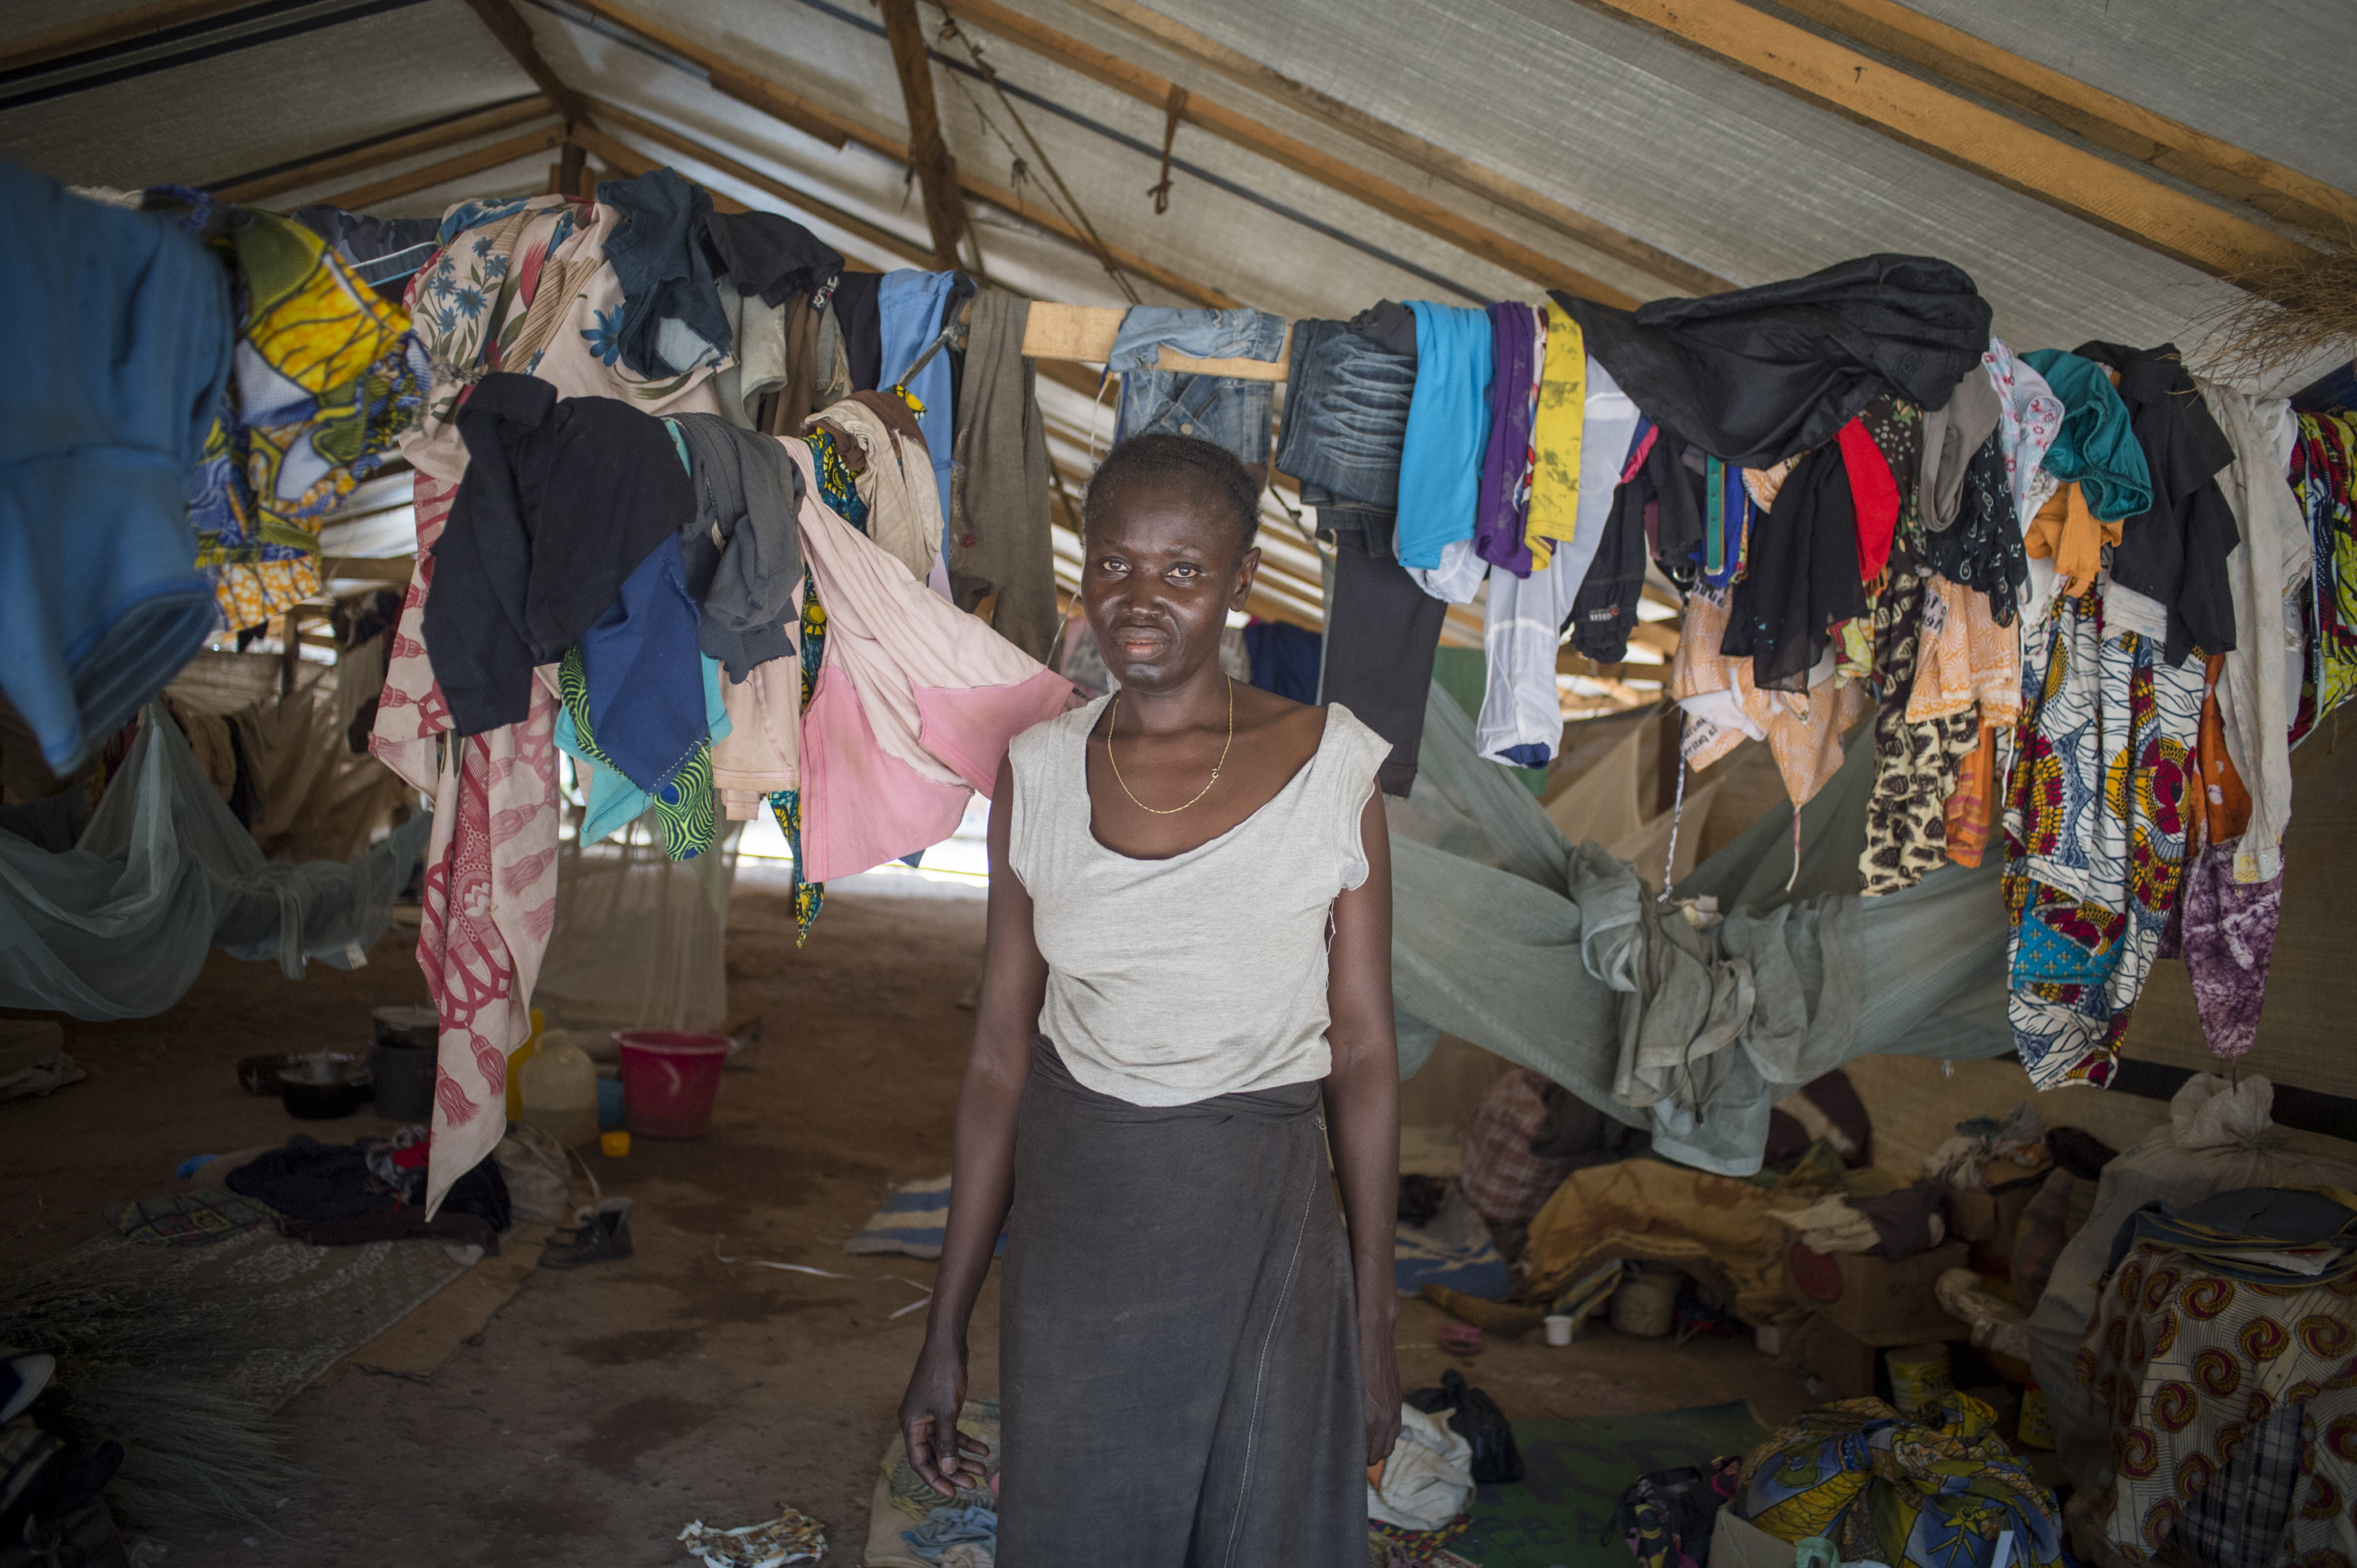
[1566,0,2317,281]
[558,140,587,198]
[1775,0,2357,239]
[460,0,588,124]
[1056,0,1734,297]
[879,0,973,271]
[318,127,569,211]
[931,0,1644,306]
[215,98,556,204]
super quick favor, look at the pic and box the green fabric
[1458,1400,1768,1568]
[1389,682,2014,1175]
[1430,646,1545,796]
[2019,350,2153,520]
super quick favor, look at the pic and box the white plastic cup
[1543,1313,1574,1347]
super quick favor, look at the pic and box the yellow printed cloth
[189,208,420,627]
[1525,300,1586,568]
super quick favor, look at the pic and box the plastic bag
[1407,1369,1521,1484]
[1367,1403,1473,1530]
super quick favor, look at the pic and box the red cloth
[1835,417,1899,582]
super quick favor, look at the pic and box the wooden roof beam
[562,0,1236,306]
[879,0,974,271]
[1,0,254,74]
[460,0,588,124]
[1054,0,1734,297]
[1774,0,2357,239]
[930,0,1643,306]
[215,98,559,204]
[1568,0,2317,280]
[318,125,568,211]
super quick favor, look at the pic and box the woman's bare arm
[897,753,1048,1493]
[1324,790,1402,1465]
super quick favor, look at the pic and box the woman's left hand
[1360,1322,1402,1467]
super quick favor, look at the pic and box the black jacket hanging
[1721,442,1866,693]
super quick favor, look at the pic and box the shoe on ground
[539,1197,633,1270]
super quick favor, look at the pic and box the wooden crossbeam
[216,98,557,204]
[460,0,587,123]
[567,125,751,213]
[879,0,972,271]
[317,126,568,211]
[929,0,1643,306]
[0,0,251,74]
[1568,0,2318,281]
[1777,0,2357,239]
[560,0,1236,307]
[1056,0,1734,298]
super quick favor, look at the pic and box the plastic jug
[504,1008,546,1121]
[518,1032,599,1148]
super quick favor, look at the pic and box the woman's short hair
[1082,433,1260,559]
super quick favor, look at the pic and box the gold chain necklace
[1105,677,1233,816]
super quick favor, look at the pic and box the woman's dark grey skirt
[998,1036,1364,1568]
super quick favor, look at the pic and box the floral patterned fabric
[2003,588,2203,1088]
[183,207,420,627]
[2290,411,2357,745]
[1984,338,2065,527]
[2074,1249,2357,1567]
[1735,1392,2062,1568]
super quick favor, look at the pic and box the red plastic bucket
[614,1031,735,1138]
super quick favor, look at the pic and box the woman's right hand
[899,1335,990,1496]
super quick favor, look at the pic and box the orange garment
[1908,575,2023,726]
[1943,723,1997,867]
[1670,590,1870,810]
[2192,654,2252,849]
[2023,481,2118,599]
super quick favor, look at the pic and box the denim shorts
[1274,318,1414,509]
[1110,307,1287,464]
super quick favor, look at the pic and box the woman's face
[1080,480,1259,693]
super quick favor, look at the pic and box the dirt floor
[2,880,1811,1565]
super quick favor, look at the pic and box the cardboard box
[1710,1511,1797,1568]
[1948,1159,2050,1243]
[1789,1239,1971,1341]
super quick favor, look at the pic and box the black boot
[539,1198,633,1270]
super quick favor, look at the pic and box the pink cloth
[783,437,1078,881]
[371,473,562,1215]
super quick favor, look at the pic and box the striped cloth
[845,1175,1006,1260]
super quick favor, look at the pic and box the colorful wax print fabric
[188,207,420,626]
[1737,1393,2063,1568]
[2003,588,2203,1088]
[2074,1250,2357,1567]
[2290,411,2357,745]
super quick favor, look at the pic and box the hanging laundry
[1834,417,1901,584]
[1475,548,1582,766]
[0,164,230,777]
[1859,571,1979,895]
[877,268,962,524]
[830,269,884,391]
[781,440,1076,882]
[595,167,731,377]
[2074,342,2240,663]
[1564,444,1652,665]
[2003,587,2203,1090]
[1553,255,1992,468]
[1473,301,1543,575]
[287,203,441,301]
[947,290,1058,660]
[1625,421,1708,591]
[666,413,805,681]
[1915,358,2002,533]
[1275,316,1414,539]
[1241,620,1320,705]
[172,198,421,630]
[556,636,725,859]
[1722,444,1867,693]
[1109,305,1287,468]
[808,392,942,582]
[701,209,840,307]
[1983,338,2064,527]
[2018,349,2153,521]
[423,373,693,737]
[765,577,832,942]
[1525,300,1586,568]
[2196,379,2308,883]
[713,652,801,823]
[1396,302,1494,570]
[2023,481,2117,605]
[564,535,710,801]
[2288,409,2357,741]
[1321,533,1447,796]
[1670,590,1869,812]
[1920,432,2027,628]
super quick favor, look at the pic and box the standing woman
[898,432,1402,1565]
